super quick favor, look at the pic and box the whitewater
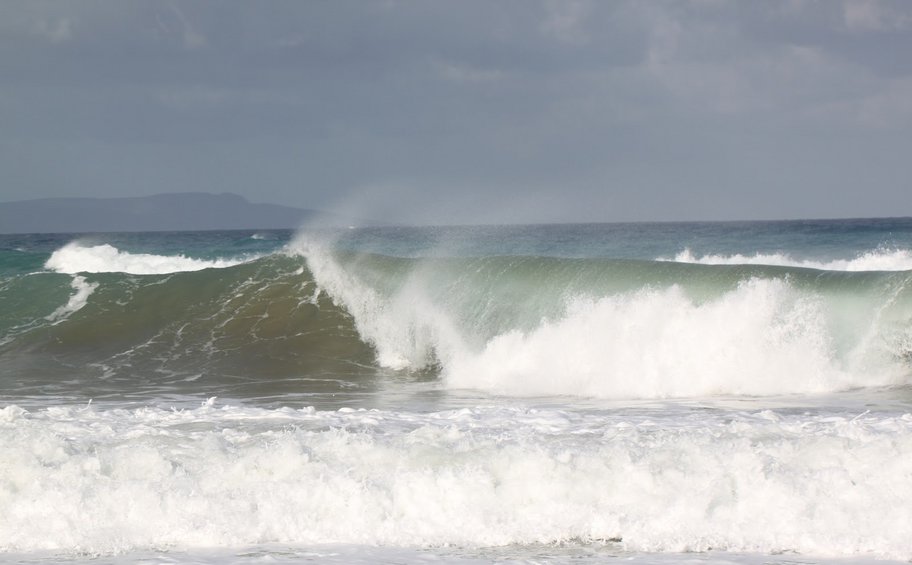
[2,220,912,564]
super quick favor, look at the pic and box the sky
[1,0,911,225]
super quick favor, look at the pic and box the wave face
[0,246,376,402]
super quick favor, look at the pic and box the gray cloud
[1,0,910,224]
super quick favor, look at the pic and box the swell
[3,243,912,400]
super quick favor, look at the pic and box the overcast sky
[1,1,911,224]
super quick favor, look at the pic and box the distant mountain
[0,193,364,234]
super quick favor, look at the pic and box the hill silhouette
[0,193,359,234]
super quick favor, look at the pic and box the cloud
[843,0,912,33]
[2,1,912,222]
[541,0,592,44]
[810,76,912,128]
[154,4,207,49]
[624,1,912,128]
[35,18,73,43]
[433,59,505,83]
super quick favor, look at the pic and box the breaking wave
[2,238,912,400]
[290,236,912,399]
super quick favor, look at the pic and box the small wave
[44,242,254,275]
[667,248,912,271]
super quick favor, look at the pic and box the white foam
[44,275,98,324]
[2,403,912,559]
[668,248,912,271]
[290,238,909,399]
[445,278,909,397]
[45,243,251,275]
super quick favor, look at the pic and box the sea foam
[445,279,868,397]
[2,403,912,559]
[45,243,251,275]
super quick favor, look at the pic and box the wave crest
[668,247,912,271]
[44,242,253,275]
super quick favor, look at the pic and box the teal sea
[2,219,912,564]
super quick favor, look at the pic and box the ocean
[2,219,912,564]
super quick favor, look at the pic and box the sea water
[2,220,912,564]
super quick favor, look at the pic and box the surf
[290,234,912,398]
[3,232,912,402]
[3,401,912,558]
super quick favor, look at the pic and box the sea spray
[290,236,464,370]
